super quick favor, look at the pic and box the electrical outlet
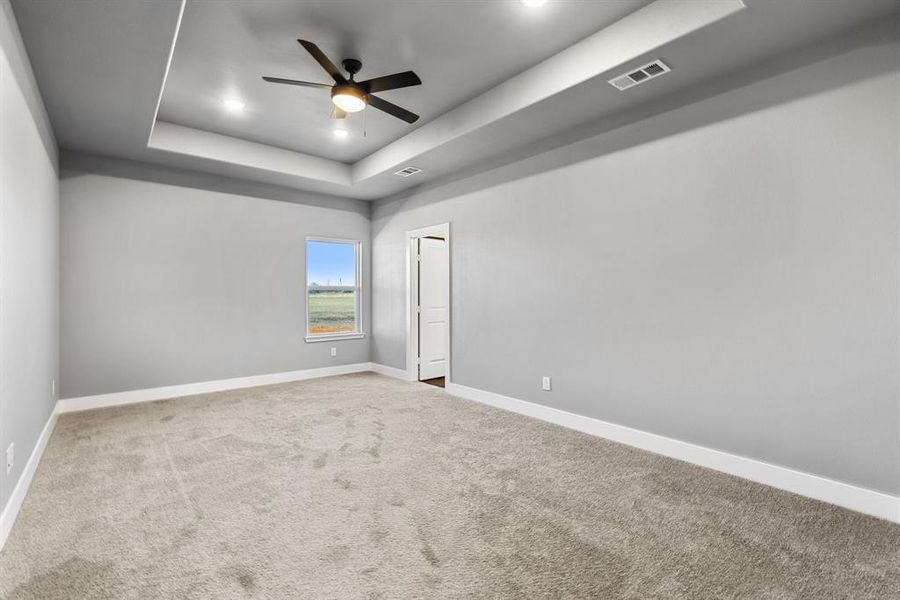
[330,347,337,357]
[51,379,56,398]
[6,443,13,475]
[542,376,552,391]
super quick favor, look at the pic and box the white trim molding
[371,363,414,381]
[0,407,58,551]
[58,363,373,413]
[446,382,900,524]
[146,0,185,144]
[305,333,366,343]
[4,363,383,550]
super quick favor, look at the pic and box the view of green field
[308,289,356,334]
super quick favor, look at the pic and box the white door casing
[417,237,448,380]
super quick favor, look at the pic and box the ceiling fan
[263,39,422,124]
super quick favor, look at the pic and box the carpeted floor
[1,373,898,599]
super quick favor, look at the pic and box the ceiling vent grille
[608,59,671,91]
[394,166,422,177]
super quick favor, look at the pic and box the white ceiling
[158,0,650,163]
[11,0,900,201]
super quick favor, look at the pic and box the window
[305,238,363,341]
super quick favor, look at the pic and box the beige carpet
[1,373,898,599]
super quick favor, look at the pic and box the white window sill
[305,332,366,343]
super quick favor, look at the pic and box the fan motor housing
[342,59,362,76]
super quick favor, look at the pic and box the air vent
[608,59,671,91]
[628,70,649,82]
[394,166,422,177]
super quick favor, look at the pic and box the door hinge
[416,306,421,314]
[416,254,421,262]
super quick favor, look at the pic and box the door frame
[406,223,451,384]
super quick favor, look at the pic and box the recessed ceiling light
[333,128,349,139]
[222,98,245,113]
[521,0,547,7]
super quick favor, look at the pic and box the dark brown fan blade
[367,94,419,124]
[297,39,346,84]
[359,71,421,94]
[262,76,332,90]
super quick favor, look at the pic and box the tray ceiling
[11,0,900,201]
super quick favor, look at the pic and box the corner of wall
[0,0,61,525]
[0,0,58,170]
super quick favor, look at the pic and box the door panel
[418,237,448,380]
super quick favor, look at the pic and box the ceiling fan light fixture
[265,40,420,124]
[331,85,367,113]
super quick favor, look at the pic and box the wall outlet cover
[330,347,337,357]
[6,442,13,475]
[542,376,552,391]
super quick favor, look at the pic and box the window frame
[304,236,365,343]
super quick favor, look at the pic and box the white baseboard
[371,363,413,380]
[446,382,900,524]
[58,362,374,413]
[5,363,377,551]
[18,370,896,555]
[0,406,58,551]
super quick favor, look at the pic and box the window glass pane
[307,240,357,335]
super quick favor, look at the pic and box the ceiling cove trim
[147,0,185,145]
[146,0,745,192]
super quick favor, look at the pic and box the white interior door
[418,237,448,380]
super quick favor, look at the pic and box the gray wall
[372,20,900,495]
[0,0,59,512]
[60,162,371,398]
